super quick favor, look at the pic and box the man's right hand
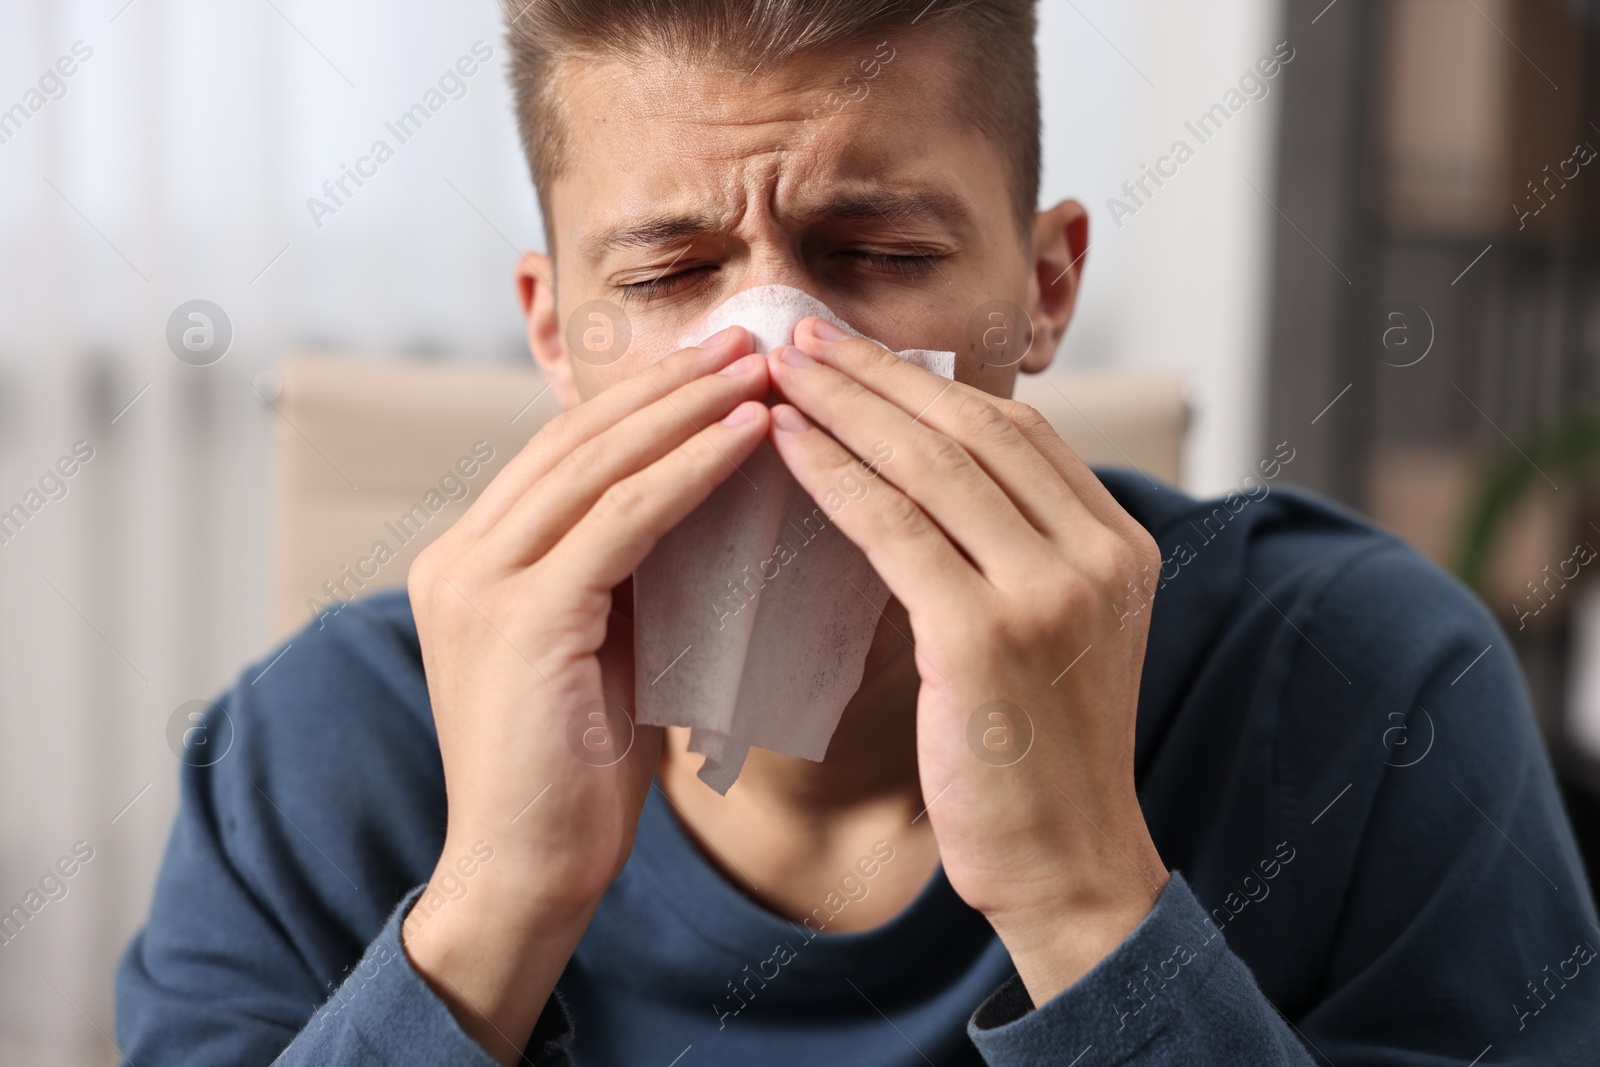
[400,327,767,1063]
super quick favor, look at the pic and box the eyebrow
[579,189,972,262]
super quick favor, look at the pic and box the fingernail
[722,401,761,426]
[718,353,758,376]
[702,326,736,348]
[810,318,848,341]
[772,405,811,433]
[778,345,817,368]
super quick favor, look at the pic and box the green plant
[1454,408,1600,594]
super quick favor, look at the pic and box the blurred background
[3,0,1600,1062]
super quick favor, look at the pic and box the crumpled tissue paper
[632,285,956,793]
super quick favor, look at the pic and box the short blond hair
[500,0,1040,254]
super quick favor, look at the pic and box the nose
[727,244,818,304]
[674,282,844,356]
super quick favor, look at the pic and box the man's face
[524,34,1079,404]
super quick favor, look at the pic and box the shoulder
[1098,473,1593,1021]
[187,586,443,930]
[1097,465,1500,697]
[1101,466,1543,859]
[253,586,428,721]
[225,586,434,788]
[118,588,446,1053]
[1236,482,1507,710]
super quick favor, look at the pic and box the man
[116,1,1600,1064]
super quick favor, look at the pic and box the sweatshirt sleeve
[273,886,574,1065]
[118,867,574,1066]
[966,873,1316,1065]
[113,592,575,1066]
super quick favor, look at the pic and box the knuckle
[422,565,478,627]
[874,490,927,538]
[1108,540,1142,583]
[680,427,732,477]
[838,336,890,363]
[407,550,435,595]
[1086,530,1145,591]
[667,334,714,366]
[826,369,872,407]
[595,478,648,520]
[918,431,971,475]
[529,410,587,465]
[1131,527,1162,573]
[952,392,1014,441]
[822,440,863,483]
[564,430,619,478]
[656,339,717,385]
[1001,400,1052,436]
[537,406,578,446]
[408,539,450,601]
[695,423,733,460]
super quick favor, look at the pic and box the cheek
[564,301,703,403]
[571,345,676,402]
[893,279,1031,393]
[951,292,1037,396]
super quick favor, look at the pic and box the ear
[1022,199,1089,375]
[517,252,582,410]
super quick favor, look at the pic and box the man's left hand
[766,316,1171,1006]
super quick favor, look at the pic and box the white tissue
[632,285,955,793]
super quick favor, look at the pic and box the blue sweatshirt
[115,470,1600,1065]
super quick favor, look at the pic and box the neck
[661,639,922,813]
[654,606,941,929]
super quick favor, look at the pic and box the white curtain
[0,2,537,1063]
[0,1,1277,1063]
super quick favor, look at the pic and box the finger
[981,390,1158,554]
[791,319,1094,545]
[478,352,770,569]
[764,402,984,615]
[536,400,772,595]
[457,326,756,537]
[767,343,1051,580]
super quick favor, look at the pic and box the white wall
[0,2,1281,1063]
[1040,0,1285,495]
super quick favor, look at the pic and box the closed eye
[614,250,943,304]
[615,264,717,303]
[839,250,942,279]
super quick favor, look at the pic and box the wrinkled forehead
[544,40,992,259]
